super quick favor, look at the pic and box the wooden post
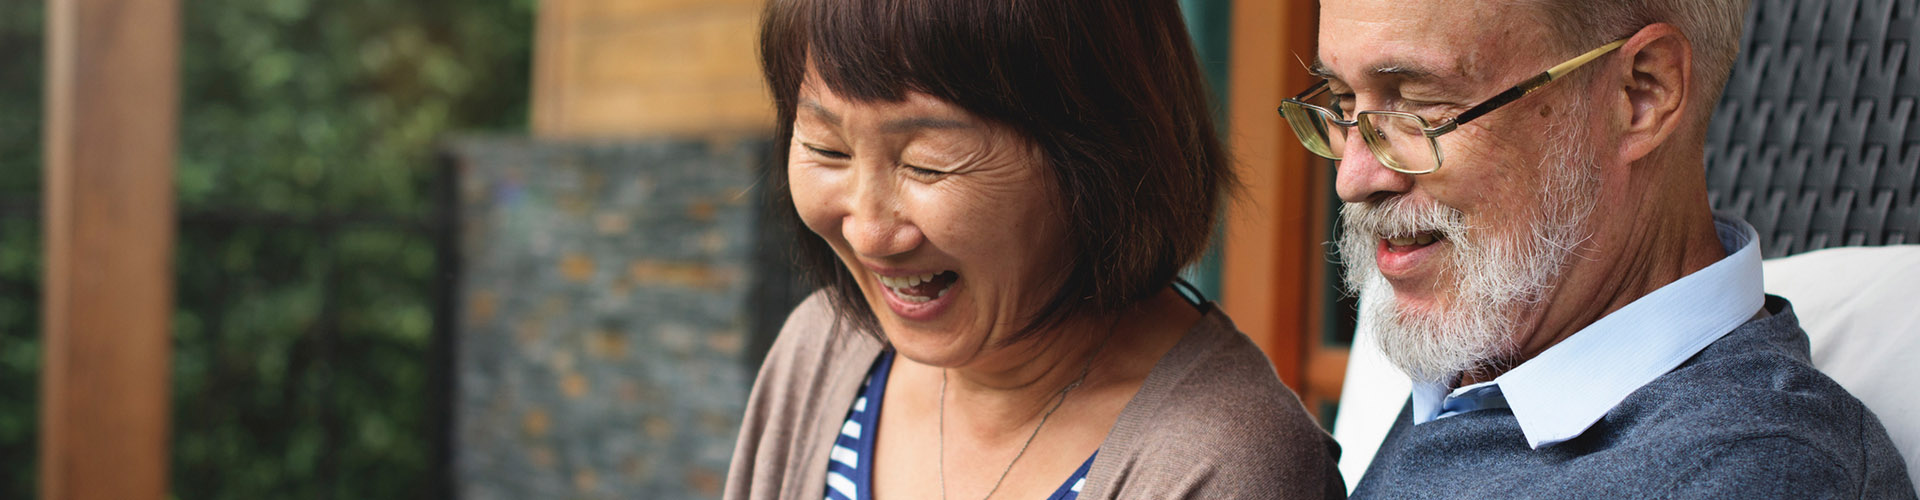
[39,0,179,499]
[1222,0,1331,400]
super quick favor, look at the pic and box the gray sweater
[1352,297,1915,499]
[724,292,1345,499]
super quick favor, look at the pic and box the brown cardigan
[724,293,1345,499]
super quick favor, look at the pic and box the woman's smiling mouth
[874,270,960,303]
[870,269,963,321]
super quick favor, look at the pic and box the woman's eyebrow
[799,99,972,133]
[799,100,841,126]
[880,117,974,134]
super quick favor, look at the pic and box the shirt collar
[1409,215,1766,449]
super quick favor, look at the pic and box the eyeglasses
[1278,39,1627,174]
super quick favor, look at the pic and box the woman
[725,0,1342,498]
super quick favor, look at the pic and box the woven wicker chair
[1706,0,1919,255]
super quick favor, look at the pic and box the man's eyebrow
[1308,59,1336,80]
[1309,58,1452,82]
[1370,62,1440,81]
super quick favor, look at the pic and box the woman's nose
[841,167,924,258]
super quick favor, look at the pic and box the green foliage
[0,1,46,496]
[0,0,531,498]
[177,0,533,214]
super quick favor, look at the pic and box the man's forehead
[1315,0,1544,88]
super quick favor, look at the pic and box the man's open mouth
[1383,231,1445,253]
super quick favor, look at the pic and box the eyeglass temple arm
[1424,39,1630,137]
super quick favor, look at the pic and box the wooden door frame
[1222,0,1348,415]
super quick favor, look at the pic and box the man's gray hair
[1531,0,1752,120]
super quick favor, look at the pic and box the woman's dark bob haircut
[761,0,1234,342]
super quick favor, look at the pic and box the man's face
[1320,0,1606,382]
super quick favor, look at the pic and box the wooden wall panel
[40,0,179,499]
[532,0,771,138]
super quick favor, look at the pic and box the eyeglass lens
[1358,113,1439,173]
[1284,90,1350,160]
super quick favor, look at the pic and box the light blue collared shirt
[1410,215,1766,449]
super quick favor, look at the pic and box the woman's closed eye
[902,164,948,180]
[803,143,850,160]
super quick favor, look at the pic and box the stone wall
[447,137,797,499]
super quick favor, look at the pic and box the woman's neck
[939,314,1113,435]
[936,289,1198,435]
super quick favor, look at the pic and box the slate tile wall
[446,137,794,499]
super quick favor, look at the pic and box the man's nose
[1333,134,1417,203]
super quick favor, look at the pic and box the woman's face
[788,70,1070,368]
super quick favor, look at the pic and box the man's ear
[1611,23,1693,164]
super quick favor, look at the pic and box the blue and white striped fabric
[1043,453,1096,500]
[826,351,1097,500]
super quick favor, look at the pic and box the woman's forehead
[796,72,984,132]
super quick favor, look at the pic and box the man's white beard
[1337,111,1600,384]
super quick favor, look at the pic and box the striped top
[826,351,1095,500]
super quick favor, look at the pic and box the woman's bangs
[797,0,1006,107]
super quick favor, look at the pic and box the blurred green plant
[0,1,48,496]
[0,0,531,498]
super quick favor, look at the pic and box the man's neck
[1464,164,1726,386]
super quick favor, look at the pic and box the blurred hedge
[0,0,532,498]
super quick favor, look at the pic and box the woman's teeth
[875,272,937,288]
[874,271,955,303]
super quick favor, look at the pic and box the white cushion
[1330,302,1408,492]
[1332,245,1920,493]
[1761,245,1920,490]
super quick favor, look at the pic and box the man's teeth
[1387,233,1438,247]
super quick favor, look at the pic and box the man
[1281,0,1916,497]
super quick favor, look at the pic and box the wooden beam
[529,0,577,135]
[40,0,179,499]
[1222,0,1322,391]
[530,0,771,138]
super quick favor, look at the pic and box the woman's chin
[862,284,1004,368]
[875,316,987,369]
